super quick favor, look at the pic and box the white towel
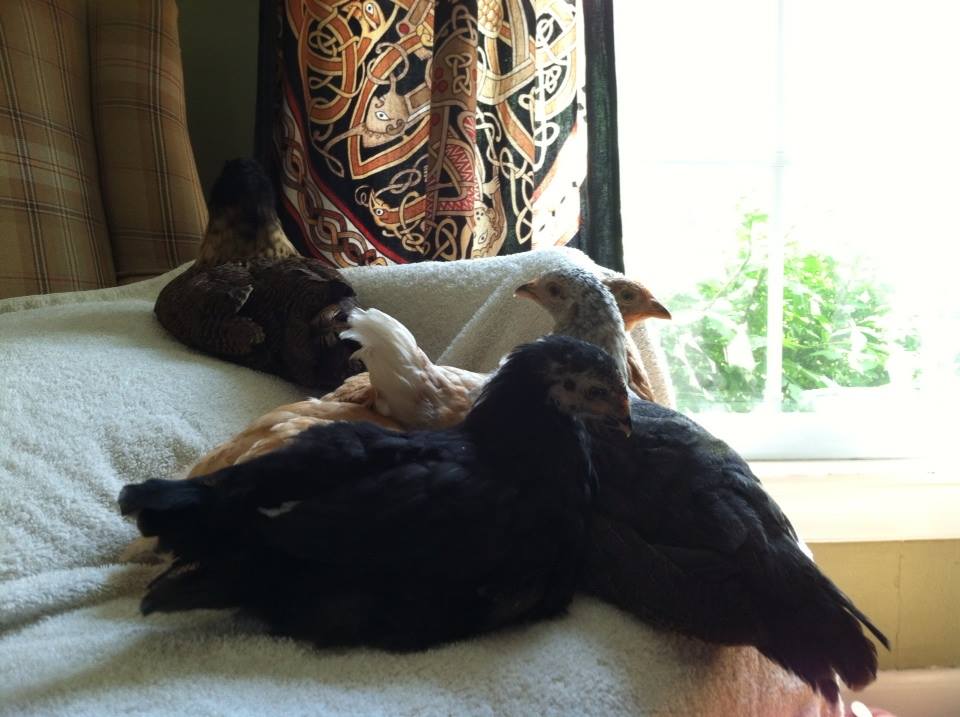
[0,249,836,716]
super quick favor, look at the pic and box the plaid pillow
[90,0,207,285]
[0,0,116,300]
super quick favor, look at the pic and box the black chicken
[154,159,360,390]
[118,336,632,650]
[581,396,889,703]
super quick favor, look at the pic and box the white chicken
[327,267,675,424]
[323,266,657,429]
[335,308,485,429]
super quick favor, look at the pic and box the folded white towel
[0,249,836,716]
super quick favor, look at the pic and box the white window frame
[613,0,947,461]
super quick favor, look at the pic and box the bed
[0,247,840,716]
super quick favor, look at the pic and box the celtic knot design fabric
[270,0,586,267]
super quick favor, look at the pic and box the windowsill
[753,459,960,544]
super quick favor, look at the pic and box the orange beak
[643,298,672,321]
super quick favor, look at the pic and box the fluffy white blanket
[0,248,837,716]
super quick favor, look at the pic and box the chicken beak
[514,281,541,303]
[645,299,672,321]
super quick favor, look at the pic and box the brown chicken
[604,276,672,329]
[154,158,361,390]
[187,398,403,478]
[602,276,672,403]
[194,158,299,269]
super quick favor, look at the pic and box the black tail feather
[841,593,890,649]
[118,478,215,557]
[823,580,888,692]
[760,568,889,702]
[816,677,840,704]
[118,478,211,520]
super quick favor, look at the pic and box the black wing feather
[584,395,887,701]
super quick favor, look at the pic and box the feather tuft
[340,308,422,365]
[339,308,481,428]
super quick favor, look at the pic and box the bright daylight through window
[613,0,960,459]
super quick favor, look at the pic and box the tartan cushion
[90,0,207,284]
[0,0,116,300]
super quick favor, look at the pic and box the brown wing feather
[625,333,657,402]
[187,399,402,479]
[321,373,376,406]
[240,258,360,388]
[155,264,265,356]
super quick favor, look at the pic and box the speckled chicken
[514,267,631,383]
[118,337,631,650]
[581,396,889,703]
[516,267,674,405]
[154,159,360,390]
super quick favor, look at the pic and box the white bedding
[0,248,838,716]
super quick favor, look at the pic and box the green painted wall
[177,0,260,197]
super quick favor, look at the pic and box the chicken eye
[620,291,635,302]
[587,386,609,401]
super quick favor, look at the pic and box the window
[614,0,960,459]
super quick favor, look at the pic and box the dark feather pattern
[154,159,361,389]
[207,158,277,229]
[582,395,889,702]
[119,336,629,650]
[155,257,360,389]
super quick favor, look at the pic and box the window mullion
[763,0,786,412]
[764,156,785,411]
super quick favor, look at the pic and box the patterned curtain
[255,0,622,269]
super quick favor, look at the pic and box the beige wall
[177,0,260,196]
[813,539,960,671]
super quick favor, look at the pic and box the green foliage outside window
[660,211,920,412]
